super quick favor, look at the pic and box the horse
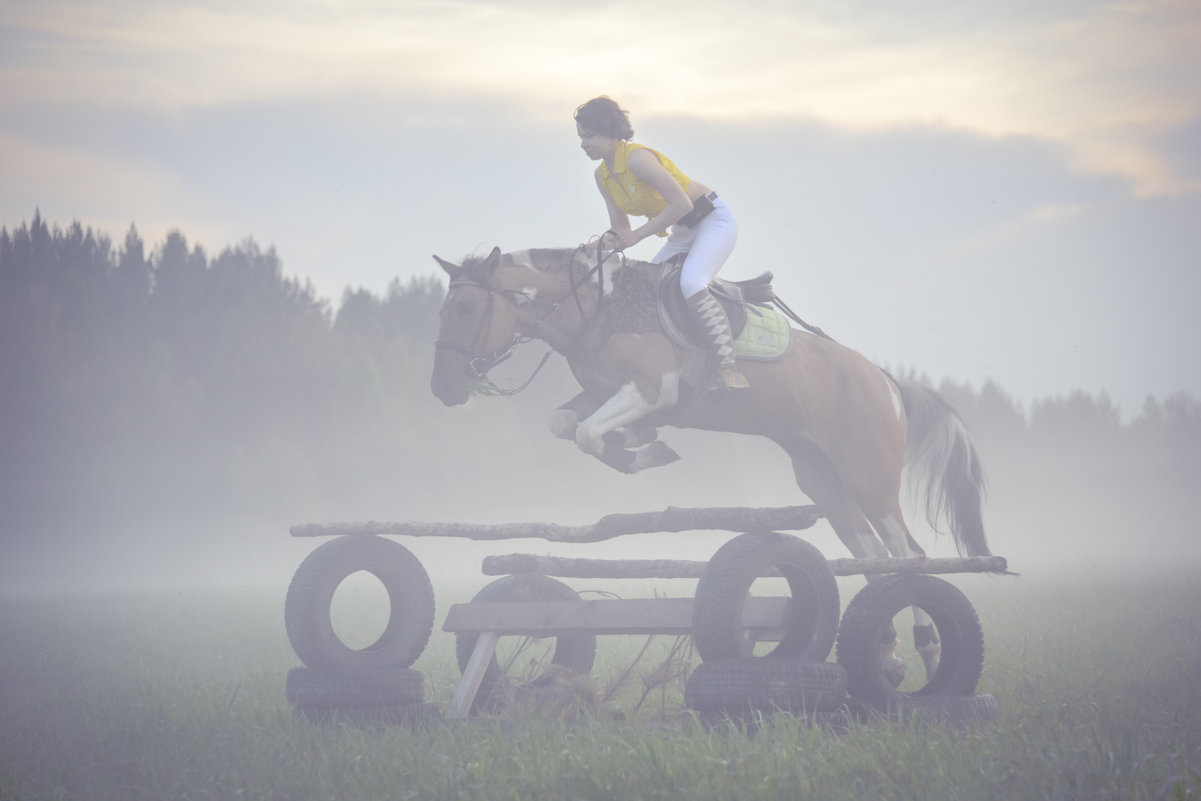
[430,245,992,680]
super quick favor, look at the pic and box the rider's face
[577,123,617,162]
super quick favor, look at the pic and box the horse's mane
[456,247,611,282]
[457,248,660,299]
[506,248,592,274]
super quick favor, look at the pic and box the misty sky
[3,0,1199,417]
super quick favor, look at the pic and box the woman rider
[574,95,748,392]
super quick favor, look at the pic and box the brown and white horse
[430,245,992,678]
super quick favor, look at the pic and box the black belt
[678,191,719,228]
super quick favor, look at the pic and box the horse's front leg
[576,373,681,474]
[548,393,656,450]
[549,391,672,474]
[550,392,659,447]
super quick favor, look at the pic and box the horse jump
[430,245,994,679]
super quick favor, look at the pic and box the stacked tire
[834,573,997,725]
[283,536,436,725]
[684,533,997,728]
[684,533,851,727]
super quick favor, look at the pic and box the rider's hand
[603,229,639,250]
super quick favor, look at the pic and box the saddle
[656,260,777,347]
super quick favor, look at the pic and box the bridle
[433,276,517,379]
[434,243,621,392]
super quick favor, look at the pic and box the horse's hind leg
[787,443,887,561]
[787,444,908,686]
[863,504,941,680]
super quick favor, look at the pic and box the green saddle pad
[733,305,792,361]
[659,301,792,362]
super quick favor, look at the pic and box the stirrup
[702,367,749,397]
[721,369,750,390]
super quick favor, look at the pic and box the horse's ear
[483,246,502,274]
[433,255,459,276]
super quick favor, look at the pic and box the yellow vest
[598,141,692,222]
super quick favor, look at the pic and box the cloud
[0,131,179,222]
[4,0,1197,196]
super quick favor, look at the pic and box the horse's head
[430,246,529,406]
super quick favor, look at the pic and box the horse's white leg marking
[575,372,679,456]
[575,383,650,455]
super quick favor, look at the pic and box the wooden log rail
[290,505,824,543]
[481,553,1010,578]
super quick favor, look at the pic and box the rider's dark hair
[574,96,634,140]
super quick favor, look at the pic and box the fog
[2,331,1197,602]
[3,0,1199,599]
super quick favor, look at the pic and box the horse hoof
[630,441,680,472]
[622,426,659,448]
[645,441,680,465]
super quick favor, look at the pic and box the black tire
[684,658,849,715]
[836,574,984,702]
[285,666,425,707]
[454,575,597,714]
[285,536,435,670]
[692,532,839,662]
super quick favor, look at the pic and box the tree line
[2,212,1198,541]
[1,212,451,533]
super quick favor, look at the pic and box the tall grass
[1,576,1199,800]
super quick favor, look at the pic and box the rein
[435,242,621,395]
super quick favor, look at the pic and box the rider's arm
[622,147,693,246]
[594,168,633,242]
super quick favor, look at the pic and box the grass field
[1,573,1199,801]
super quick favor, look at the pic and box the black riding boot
[686,288,749,392]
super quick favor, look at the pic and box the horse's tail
[896,381,991,557]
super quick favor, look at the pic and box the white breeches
[651,197,738,297]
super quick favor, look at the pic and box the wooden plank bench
[441,596,792,718]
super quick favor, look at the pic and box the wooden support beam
[450,631,499,718]
[442,597,792,638]
[443,598,792,716]
[289,505,823,543]
[481,553,1010,578]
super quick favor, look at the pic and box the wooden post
[450,631,499,718]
